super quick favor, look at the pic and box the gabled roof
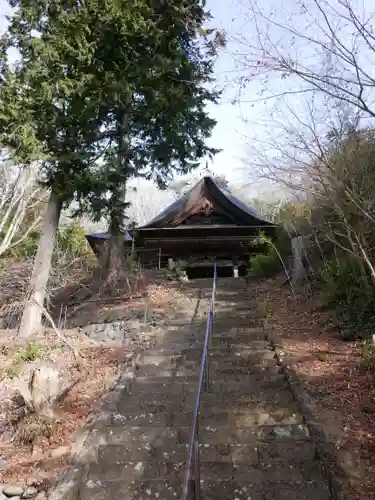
[139,175,273,229]
[85,231,132,241]
[85,232,132,255]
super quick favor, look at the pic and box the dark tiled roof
[85,231,132,241]
[139,175,273,229]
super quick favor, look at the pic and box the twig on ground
[39,302,83,361]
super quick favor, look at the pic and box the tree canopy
[0,0,222,336]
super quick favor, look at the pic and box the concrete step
[110,387,297,416]
[93,422,310,448]
[91,419,307,448]
[135,353,182,368]
[135,362,280,378]
[132,371,286,386]
[96,404,303,427]
[143,341,272,358]
[211,333,266,345]
[88,459,234,482]
[117,381,289,401]
[87,456,325,483]
[80,477,331,500]
[146,341,269,353]
[95,442,259,465]
[78,478,256,500]
[181,351,276,369]
[149,322,261,336]
[135,349,275,365]
[120,377,291,397]
[100,394,302,424]
[175,328,264,342]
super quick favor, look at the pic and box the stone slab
[263,481,332,500]
[96,443,259,465]
[79,479,266,500]
[258,439,317,463]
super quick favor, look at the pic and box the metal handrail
[181,263,217,500]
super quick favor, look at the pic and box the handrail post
[181,263,216,500]
[205,348,209,392]
[209,309,213,350]
[194,424,201,500]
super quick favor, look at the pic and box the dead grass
[0,327,127,485]
[0,277,184,489]
[250,274,375,500]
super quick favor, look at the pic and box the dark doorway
[187,264,247,279]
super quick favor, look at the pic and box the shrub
[317,258,375,340]
[317,259,357,304]
[18,342,42,362]
[5,230,40,259]
[249,249,282,278]
[56,222,89,259]
[4,342,42,380]
[248,228,291,279]
[4,221,90,261]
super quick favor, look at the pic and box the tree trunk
[18,191,61,338]
[106,182,127,276]
[106,109,129,278]
[291,235,308,285]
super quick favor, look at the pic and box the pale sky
[1,0,374,203]
[0,0,255,188]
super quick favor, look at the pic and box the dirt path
[50,278,332,500]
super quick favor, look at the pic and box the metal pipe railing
[181,263,217,500]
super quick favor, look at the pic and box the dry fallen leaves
[250,275,375,500]
[0,279,183,491]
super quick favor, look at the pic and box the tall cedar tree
[0,1,106,338]
[0,0,221,336]
[74,0,221,272]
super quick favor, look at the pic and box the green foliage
[253,229,290,257]
[5,230,40,259]
[18,342,42,362]
[248,229,289,279]
[1,0,222,284]
[68,0,222,228]
[5,222,89,260]
[0,3,101,203]
[56,222,89,259]
[317,259,375,340]
[317,259,356,305]
[1,0,222,218]
[249,250,281,278]
[5,342,42,379]
[173,259,188,277]
[273,226,292,256]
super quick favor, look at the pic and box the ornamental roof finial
[202,161,211,178]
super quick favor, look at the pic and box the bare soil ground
[0,263,182,490]
[251,274,375,500]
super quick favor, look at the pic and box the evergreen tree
[72,0,222,272]
[0,0,223,335]
[0,1,104,337]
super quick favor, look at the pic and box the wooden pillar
[233,256,239,278]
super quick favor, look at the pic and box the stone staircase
[77,279,332,500]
